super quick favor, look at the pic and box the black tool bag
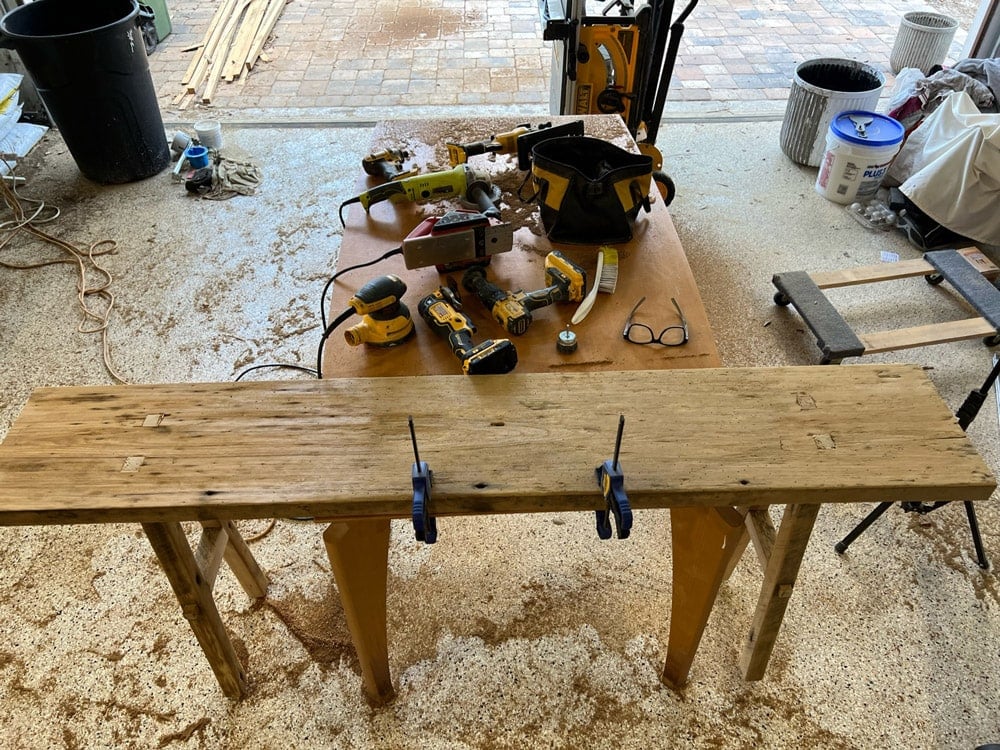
[530,136,653,244]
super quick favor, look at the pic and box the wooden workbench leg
[322,518,394,704]
[219,520,269,599]
[142,521,249,699]
[662,506,749,688]
[739,503,820,680]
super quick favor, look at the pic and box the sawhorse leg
[739,503,819,679]
[663,503,821,687]
[322,518,394,704]
[142,520,269,699]
[663,506,748,687]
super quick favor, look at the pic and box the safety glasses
[623,296,689,346]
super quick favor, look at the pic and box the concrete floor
[1,117,1000,748]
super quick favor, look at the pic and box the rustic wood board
[325,115,720,378]
[0,365,992,525]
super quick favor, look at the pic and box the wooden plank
[219,520,269,599]
[809,246,995,289]
[142,521,249,698]
[195,523,228,588]
[201,0,250,104]
[183,0,238,89]
[244,0,287,71]
[323,519,394,703]
[745,507,776,571]
[859,318,997,354]
[739,503,821,680]
[223,0,268,81]
[0,366,992,526]
[202,0,253,103]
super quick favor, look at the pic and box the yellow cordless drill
[338,164,500,225]
[447,124,534,166]
[461,251,587,336]
[361,148,418,182]
[447,120,585,169]
[417,285,518,375]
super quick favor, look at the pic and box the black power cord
[234,363,318,381]
[319,247,402,330]
[315,307,355,379]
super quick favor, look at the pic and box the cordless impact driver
[417,285,518,375]
[461,251,587,336]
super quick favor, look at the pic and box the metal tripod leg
[834,502,893,555]
[835,500,990,570]
[964,501,990,569]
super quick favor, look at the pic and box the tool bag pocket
[530,136,653,244]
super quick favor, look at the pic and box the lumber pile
[173,0,286,108]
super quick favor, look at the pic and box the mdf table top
[324,114,721,378]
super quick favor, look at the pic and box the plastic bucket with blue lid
[816,111,905,204]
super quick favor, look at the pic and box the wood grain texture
[218,520,269,599]
[809,246,996,288]
[0,365,992,526]
[859,318,998,353]
[739,503,821,680]
[663,506,749,687]
[323,519,394,703]
[141,522,249,698]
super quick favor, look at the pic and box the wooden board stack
[173,0,287,108]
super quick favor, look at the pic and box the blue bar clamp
[409,416,437,543]
[594,414,633,539]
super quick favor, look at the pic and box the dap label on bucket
[816,111,904,205]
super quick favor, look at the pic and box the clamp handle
[412,461,437,543]
[595,459,632,540]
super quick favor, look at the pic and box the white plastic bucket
[194,119,223,150]
[816,111,905,204]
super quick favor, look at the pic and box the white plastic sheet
[892,90,1000,244]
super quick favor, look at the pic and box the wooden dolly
[0,367,993,703]
[772,247,1000,364]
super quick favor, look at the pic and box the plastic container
[0,0,170,184]
[780,58,885,167]
[185,145,209,168]
[170,130,192,155]
[890,11,958,75]
[143,0,172,42]
[815,111,905,205]
[194,119,223,150]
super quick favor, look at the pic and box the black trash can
[0,0,170,184]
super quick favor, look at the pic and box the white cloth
[893,90,1000,245]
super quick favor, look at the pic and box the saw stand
[772,247,1000,364]
[833,354,999,569]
